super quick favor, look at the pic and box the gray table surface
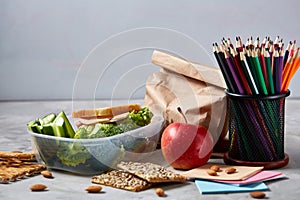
[0,99,299,200]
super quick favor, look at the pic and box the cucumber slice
[38,118,44,126]
[27,120,40,133]
[56,111,75,138]
[28,111,75,138]
[36,125,44,133]
[53,116,65,137]
[42,123,54,136]
[42,113,56,124]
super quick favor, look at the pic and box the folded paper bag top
[144,50,228,144]
[151,50,226,89]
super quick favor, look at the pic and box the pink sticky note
[214,171,283,185]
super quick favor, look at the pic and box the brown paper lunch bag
[144,50,229,152]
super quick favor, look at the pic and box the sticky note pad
[195,180,268,194]
[215,170,284,185]
[182,164,263,181]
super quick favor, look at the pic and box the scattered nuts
[225,167,236,174]
[250,191,266,199]
[206,169,218,176]
[41,170,53,178]
[155,188,165,197]
[30,184,47,191]
[85,185,102,193]
[210,165,220,172]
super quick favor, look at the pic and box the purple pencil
[278,50,284,93]
[224,50,245,94]
[273,50,281,94]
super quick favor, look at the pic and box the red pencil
[230,46,252,94]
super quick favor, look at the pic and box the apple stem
[177,107,188,124]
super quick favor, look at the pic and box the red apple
[161,122,213,170]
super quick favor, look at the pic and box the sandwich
[72,104,153,139]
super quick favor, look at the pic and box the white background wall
[1,0,300,100]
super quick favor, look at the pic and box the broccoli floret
[56,142,91,167]
[89,123,125,138]
[129,107,153,126]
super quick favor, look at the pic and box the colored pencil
[240,52,259,94]
[224,50,245,94]
[213,43,237,93]
[230,46,252,94]
[214,36,299,95]
[283,41,292,67]
[282,48,300,91]
[264,50,275,94]
[259,46,269,91]
[252,49,268,95]
[273,50,281,94]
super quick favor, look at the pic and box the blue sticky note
[195,180,269,194]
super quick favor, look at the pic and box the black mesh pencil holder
[223,90,290,169]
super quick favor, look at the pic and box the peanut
[85,185,102,193]
[41,170,53,179]
[210,165,220,172]
[30,184,47,191]
[250,191,266,199]
[225,167,236,174]
[155,188,165,197]
[206,169,218,176]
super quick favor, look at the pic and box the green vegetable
[129,107,153,126]
[42,113,56,124]
[56,142,91,167]
[27,111,75,138]
[54,111,75,138]
[53,116,66,137]
[73,127,88,139]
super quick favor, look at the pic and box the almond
[155,188,165,197]
[206,169,218,176]
[250,191,266,199]
[41,170,53,178]
[30,184,47,191]
[210,165,220,172]
[225,167,236,174]
[85,185,102,193]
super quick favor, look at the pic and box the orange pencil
[282,48,299,91]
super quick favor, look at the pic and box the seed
[41,170,53,178]
[206,169,218,176]
[210,165,220,172]
[155,188,165,197]
[30,184,47,191]
[85,185,102,193]
[250,191,266,199]
[225,167,236,174]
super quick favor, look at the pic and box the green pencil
[251,50,268,95]
[264,50,275,95]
